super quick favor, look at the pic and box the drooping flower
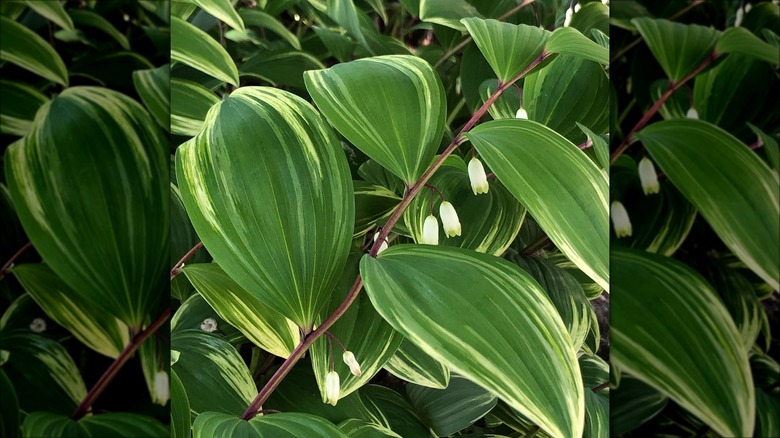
[342,351,362,377]
[515,107,528,119]
[421,215,439,245]
[29,318,46,333]
[564,5,574,27]
[468,157,489,195]
[154,370,169,405]
[439,201,462,237]
[686,107,699,119]
[638,157,660,195]
[325,370,340,406]
[200,317,218,332]
[611,201,633,238]
[373,232,388,254]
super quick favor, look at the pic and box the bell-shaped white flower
[342,351,362,377]
[638,157,660,195]
[200,317,218,332]
[29,318,46,333]
[439,201,462,237]
[373,232,388,254]
[468,157,489,195]
[564,5,574,27]
[325,370,340,406]
[421,215,439,245]
[515,107,528,119]
[154,370,169,405]
[686,107,698,119]
[611,201,633,238]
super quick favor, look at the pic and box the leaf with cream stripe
[133,64,170,132]
[0,16,69,86]
[192,412,347,438]
[176,86,354,329]
[171,78,220,137]
[464,119,609,292]
[636,119,779,290]
[171,16,239,86]
[361,245,584,438]
[611,247,754,437]
[5,87,168,330]
[384,339,450,389]
[305,55,446,184]
[0,79,48,137]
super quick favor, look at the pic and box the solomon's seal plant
[170,0,610,437]
[610,1,779,436]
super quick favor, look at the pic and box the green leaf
[170,183,206,301]
[239,9,301,49]
[420,0,481,31]
[545,27,609,66]
[182,263,300,357]
[353,181,401,238]
[171,16,239,86]
[11,264,129,358]
[23,0,74,31]
[636,120,779,290]
[171,292,244,345]
[479,80,521,120]
[171,369,191,438]
[523,55,610,144]
[311,254,403,402]
[240,50,325,91]
[611,248,754,437]
[192,412,347,438]
[407,374,497,436]
[170,78,220,136]
[0,16,69,85]
[361,245,584,438]
[338,418,401,437]
[359,385,431,438]
[325,0,368,49]
[404,156,526,256]
[0,79,48,137]
[133,64,170,132]
[0,369,19,438]
[5,87,168,330]
[756,388,780,438]
[176,87,354,329]
[716,26,780,65]
[632,17,720,82]
[748,122,779,171]
[579,355,609,398]
[385,339,450,390]
[0,332,87,415]
[171,329,256,415]
[583,390,608,438]
[190,0,245,31]
[69,9,130,49]
[313,26,356,62]
[461,18,549,84]
[576,123,609,170]
[21,412,167,438]
[305,54,446,184]
[464,119,609,291]
[610,375,668,436]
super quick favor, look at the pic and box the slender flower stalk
[638,157,660,195]
[468,157,490,195]
[439,201,461,237]
[611,201,633,238]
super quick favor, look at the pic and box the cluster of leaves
[609,1,779,436]
[170,0,611,437]
[1,1,170,437]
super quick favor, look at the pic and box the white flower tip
[200,317,218,332]
[154,370,169,405]
[422,215,439,245]
[325,370,340,406]
[686,108,699,119]
[638,157,660,195]
[29,318,46,333]
[373,232,388,254]
[515,107,528,119]
[439,201,462,238]
[611,201,633,238]
[574,3,581,13]
[343,351,362,377]
[468,157,489,195]
[564,6,574,27]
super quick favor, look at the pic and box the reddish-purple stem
[170,241,204,280]
[0,241,33,279]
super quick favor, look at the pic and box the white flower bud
[421,215,439,245]
[439,201,462,237]
[564,6,574,27]
[735,5,745,27]
[373,232,388,254]
[29,318,46,333]
[342,351,362,377]
[638,157,660,195]
[611,201,633,238]
[575,3,581,13]
[468,157,489,195]
[154,370,169,406]
[515,107,528,119]
[325,370,340,406]
[686,107,698,119]
[200,317,218,332]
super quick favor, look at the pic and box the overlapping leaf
[170,78,220,136]
[133,64,170,131]
[69,9,130,49]
[0,16,69,85]
[192,412,347,438]
[23,0,74,31]
[464,119,609,291]
[21,412,167,438]
[407,375,497,436]
[361,245,584,438]
[546,27,609,66]
[716,26,780,65]
[176,87,354,329]
[0,80,48,137]
[384,339,450,389]
[171,16,239,86]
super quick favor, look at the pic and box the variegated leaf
[0,16,69,85]
[384,339,450,390]
[171,16,239,86]
[192,412,347,438]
